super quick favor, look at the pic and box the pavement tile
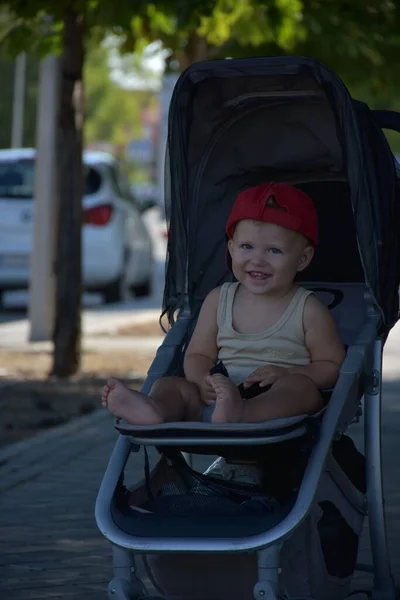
[0,381,399,599]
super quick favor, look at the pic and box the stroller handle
[371,109,400,133]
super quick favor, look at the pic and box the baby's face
[228,219,314,297]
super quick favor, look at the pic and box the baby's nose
[251,249,267,265]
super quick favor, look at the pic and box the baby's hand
[244,366,288,388]
[199,374,217,405]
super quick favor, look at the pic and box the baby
[102,182,346,425]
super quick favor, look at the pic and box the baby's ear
[297,245,314,272]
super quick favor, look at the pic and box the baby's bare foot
[102,377,163,425]
[209,374,244,424]
[101,383,112,408]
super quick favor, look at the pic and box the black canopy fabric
[162,56,400,336]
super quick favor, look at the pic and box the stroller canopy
[163,56,400,336]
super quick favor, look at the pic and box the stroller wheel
[108,576,150,600]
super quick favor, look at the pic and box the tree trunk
[52,8,85,377]
[177,32,210,71]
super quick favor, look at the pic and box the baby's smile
[247,271,271,280]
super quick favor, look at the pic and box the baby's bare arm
[183,287,220,386]
[288,295,346,389]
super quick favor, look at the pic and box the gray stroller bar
[96,315,378,554]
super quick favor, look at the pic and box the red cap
[226,182,318,246]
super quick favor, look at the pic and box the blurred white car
[130,182,159,207]
[0,148,154,305]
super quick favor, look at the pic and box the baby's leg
[209,374,246,424]
[102,376,204,424]
[209,373,322,424]
[242,374,323,423]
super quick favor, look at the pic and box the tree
[102,2,400,140]
[0,1,148,377]
[51,9,84,377]
[123,0,307,69]
[84,42,153,150]
[0,3,85,376]
[1,0,399,377]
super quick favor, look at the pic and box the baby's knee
[286,373,318,389]
[275,374,322,409]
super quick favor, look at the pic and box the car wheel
[102,269,131,304]
[101,275,125,304]
[131,277,152,298]
[101,248,131,304]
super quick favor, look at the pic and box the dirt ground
[115,318,169,337]
[0,350,154,448]
[0,314,172,448]
[0,349,154,380]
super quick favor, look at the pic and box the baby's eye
[268,247,282,254]
[241,243,253,250]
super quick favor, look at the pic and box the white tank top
[216,282,312,385]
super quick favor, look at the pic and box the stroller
[95,56,400,600]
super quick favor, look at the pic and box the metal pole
[364,339,396,600]
[11,53,26,148]
[28,55,60,342]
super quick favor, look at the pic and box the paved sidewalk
[0,306,163,352]
[0,411,118,599]
[1,383,400,599]
[0,409,210,599]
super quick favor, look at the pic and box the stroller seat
[115,282,366,456]
[96,56,400,600]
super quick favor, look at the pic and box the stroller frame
[96,55,400,600]
[96,298,395,600]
